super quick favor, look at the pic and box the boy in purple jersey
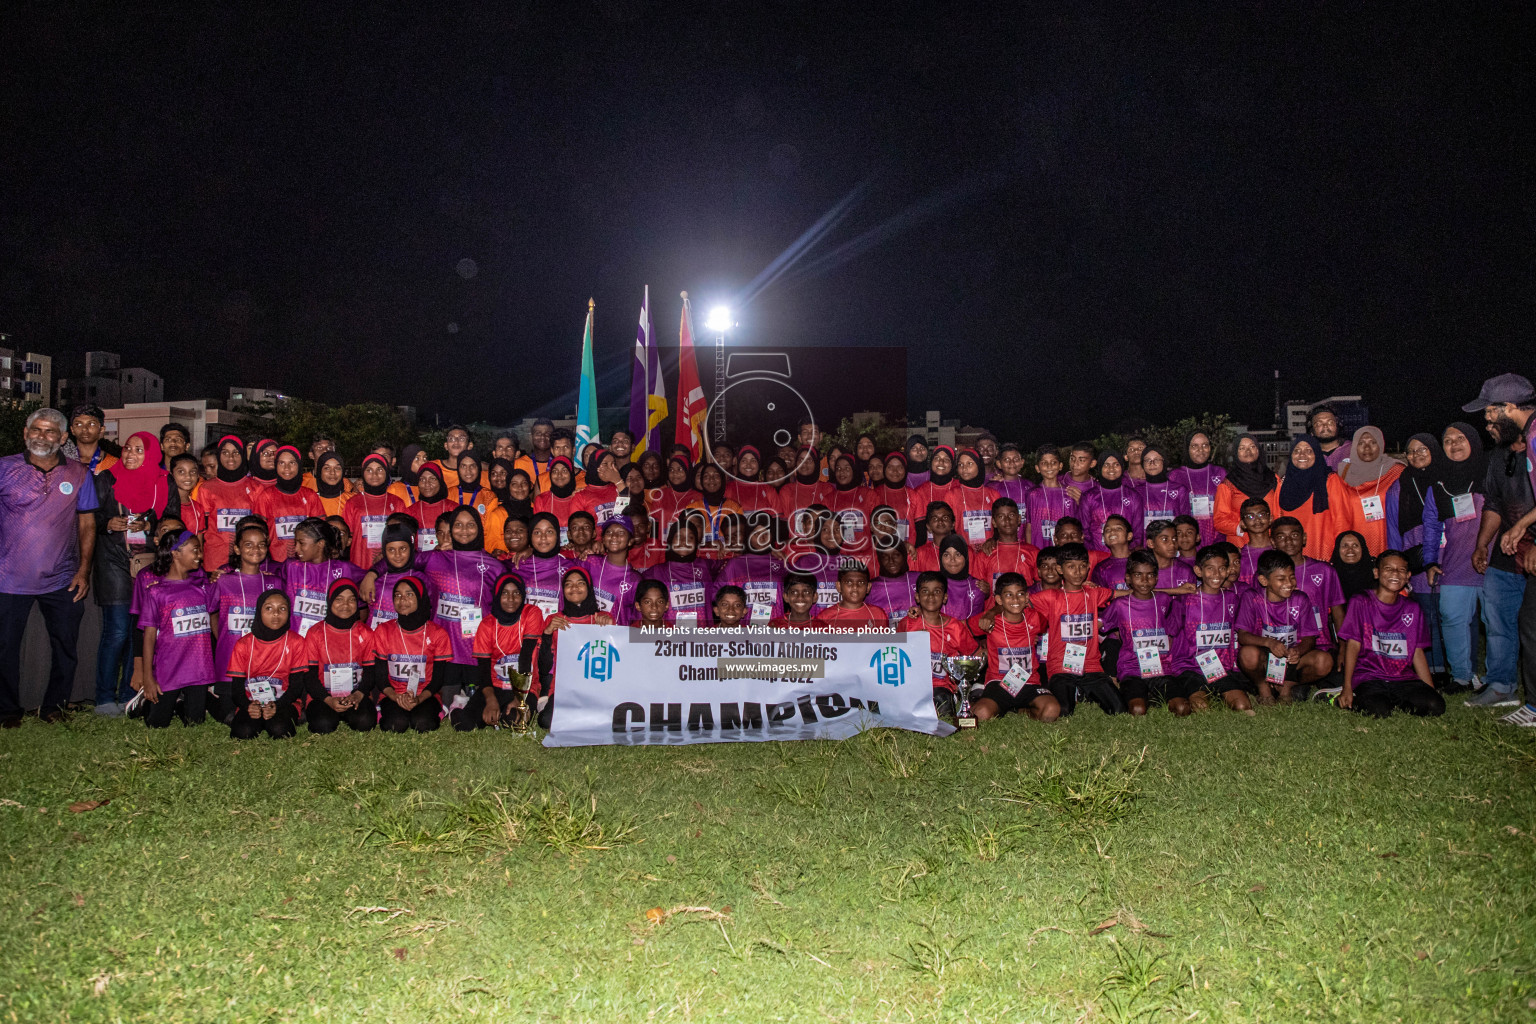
[1063,443,1099,507]
[987,444,1035,507]
[642,515,716,626]
[1174,546,1255,714]
[1338,549,1444,717]
[1090,516,1133,595]
[714,513,787,624]
[1236,549,1332,704]
[138,531,217,727]
[1099,551,1190,716]
[1023,446,1076,548]
[1236,499,1275,585]
[1146,521,1198,595]
[1271,517,1346,654]
[1172,516,1201,566]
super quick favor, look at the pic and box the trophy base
[956,715,978,730]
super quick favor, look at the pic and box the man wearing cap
[0,409,99,727]
[1463,373,1536,726]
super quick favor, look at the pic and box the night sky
[3,5,1530,446]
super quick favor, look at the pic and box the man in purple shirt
[0,408,99,726]
[1309,405,1352,471]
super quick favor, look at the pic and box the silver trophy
[945,655,986,730]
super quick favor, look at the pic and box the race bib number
[745,585,776,621]
[246,676,279,703]
[1061,643,1087,675]
[1451,492,1476,522]
[275,516,302,540]
[1190,494,1214,518]
[362,515,386,547]
[1195,625,1232,649]
[963,509,990,543]
[323,663,361,695]
[839,510,865,545]
[594,588,615,614]
[417,529,438,552]
[1264,653,1288,684]
[1359,494,1384,522]
[1263,625,1298,649]
[293,589,326,635]
[493,654,522,686]
[170,608,211,637]
[1144,511,1173,532]
[929,651,945,678]
[388,655,426,695]
[216,508,250,533]
[558,526,570,547]
[1039,519,1057,545]
[437,594,482,638]
[672,583,705,624]
[896,518,911,542]
[815,584,840,610]
[1196,648,1225,682]
[998,647,1033,694]
[526,588,559,616]
[1060,614,1094,642]
[1136,643,1164,677]
[1036,634,1050,661]
[226,606,254,634]
[1371,631,1409,660]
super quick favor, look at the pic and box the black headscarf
[700,466,728,505]
[1396,433,1440,534]
[1184,430,1214,469]
[216,435,249,484]
[489,458,517,507]
[735,445,762,483]
[250,439,278,483]
[1330,531,1378,599]
[1141,445,1170,484]
[491,572,527,626]
[398,444,424,486]
[452,506,485,552]
[938,534,970,580]
[392,577,431,631]
[926,446,956,487]
[252,589,290,641]
[324,580,362,630]
[882,453,908,490]
[1431,422,1488,521]
[315,453,346,500]
[1277,436,1331,514]
[586,449,617,488]
[666,515,700,563]
[638,451,665,487]
[956,450,986,489]
[905,435,930,475]
[560,567,600,618]
[352,453,386,496]
[272,445,304,494]
[1096,453,1126,491]
[794,447,821,486]
[528,512,563,558]
[380,521,417,568]
[833,454,861,492]
[502,467,535,519]
[668,455,695,494]
[1227,433,1278,501]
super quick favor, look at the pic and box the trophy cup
[945,655,985,730]
[504,669,533,733]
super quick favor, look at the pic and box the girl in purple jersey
[208,521,284,717]
[1338,550,1444,718]
[282,518,364,637]
[1168,430,1228,545]
[421,506,505,710]
[139,530,217,728]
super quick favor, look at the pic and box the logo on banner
[577,639,621,682]
[869,646,911,687]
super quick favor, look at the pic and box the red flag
[674,291,706,460]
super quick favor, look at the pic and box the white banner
[544,626,953,747]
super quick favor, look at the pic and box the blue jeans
[95,603,133,705]
[1481,567,1525,692]
[1438,584,1483,683]
[1412,592,1445,673]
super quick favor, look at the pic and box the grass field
[3,697,1534,1023]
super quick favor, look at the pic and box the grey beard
[26,439,61,458]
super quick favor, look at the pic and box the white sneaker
[121,692,145,716]
[1498,705,1536,727]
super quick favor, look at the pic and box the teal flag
[575,298,600,464]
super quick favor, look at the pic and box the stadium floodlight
[705,305,733,333]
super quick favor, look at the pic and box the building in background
[55,351,164,409]
[1285,395,1368,439]
[101,400,243,453]
[227,386,293,412]
[0,335,51,403]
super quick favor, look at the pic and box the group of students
[79,401,1507,738]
